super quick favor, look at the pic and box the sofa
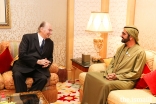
[79,50,156,104]
[0,41,59,103]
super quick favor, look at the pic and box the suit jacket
[12,33,54,77]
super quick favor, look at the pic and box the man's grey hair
[37,21,46,32]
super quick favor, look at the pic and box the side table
[57,66,67,82]
[70,58,102,83]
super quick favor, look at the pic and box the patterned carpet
[51,79,81,104]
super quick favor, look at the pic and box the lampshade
[86,12,112,33]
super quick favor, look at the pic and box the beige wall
[135,0,156,51]
[108,0,156,56]
[0,0,67,66]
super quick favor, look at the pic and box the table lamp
[86,12,112,61]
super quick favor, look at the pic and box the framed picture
[0,0,11,28]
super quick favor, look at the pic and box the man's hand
[37,58,51,68]
[106,73,118,80]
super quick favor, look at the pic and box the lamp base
[92,36,103,62]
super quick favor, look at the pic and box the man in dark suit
[12,21,54,92]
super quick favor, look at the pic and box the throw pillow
[135,64,151,89]
[0,47,13,73]
[143,70,156,96]
[145,51,154,70]
[103,58,112,67]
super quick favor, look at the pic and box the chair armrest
[49,63,59,73]
[0,74,4,90]
[88,63,107,72]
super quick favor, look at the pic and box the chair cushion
[79,72,87,85]
[2,71,15,90]
[0,47,13,73]
[145,50,156,71]
[135,64,151,89]
[2,71,59,90]
[88,63,106,72]
[143,70,156,96]
[9,41,20,58]
[107,89,156,104]
[2,71,33,90]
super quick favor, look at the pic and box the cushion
[135,64,151,89]
[2,70,34,90]
[103,58,112,67]
[107,89,156,104]
[145,50,155,70]
[0,47,13,73]
[2,71,15,90]
[88,63,107,72]
[143,70,156,96]
[0,74,4,89]
[9,41,20,58]
[79,72,87,85]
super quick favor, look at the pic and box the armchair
[0,41,59,103]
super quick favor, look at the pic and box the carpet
[51,79,81,104]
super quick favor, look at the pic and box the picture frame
[0,0,11,28]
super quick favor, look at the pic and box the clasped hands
[37,58,51,68]
[106,73,118,80]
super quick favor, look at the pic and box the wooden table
[70,58,102,83]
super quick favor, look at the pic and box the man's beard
[121,36,130,43]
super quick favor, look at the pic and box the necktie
[40,39,45,53]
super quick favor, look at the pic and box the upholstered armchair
[0,41,59,103]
